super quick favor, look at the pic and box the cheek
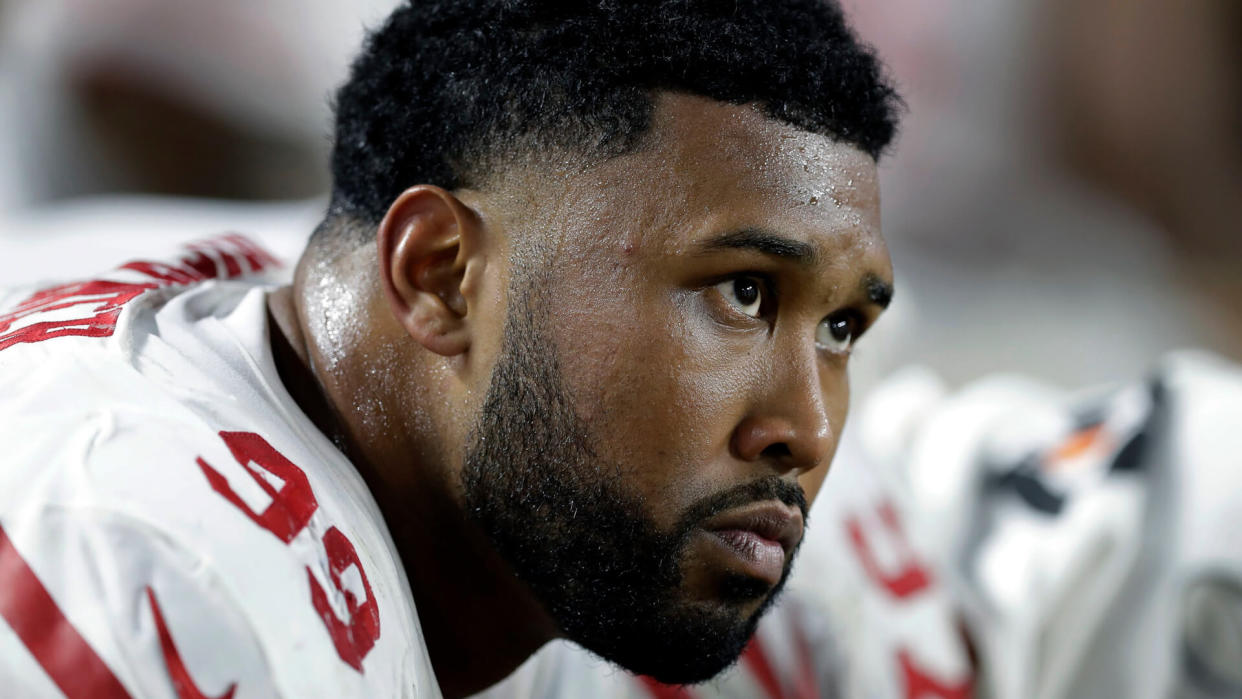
[798,461,831,506]
[548,285,754,523]
[800,374,849,506]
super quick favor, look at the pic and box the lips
[699,501,804,585]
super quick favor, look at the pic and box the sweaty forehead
[481,92,884,271]
[562,93,880,259]
[644,92,880,216]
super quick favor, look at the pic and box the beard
[460,281,807,685]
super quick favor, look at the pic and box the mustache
[675,475,808,535]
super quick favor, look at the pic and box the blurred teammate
[0,1,901,697]
[849,352,1242,698]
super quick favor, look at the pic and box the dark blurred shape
[1180,574,1242,697]
[1041,0,1242,350]
[71,66,327,200]
[0,0,398,208]
[1044,0,1241,255]
[840,0,1240,391]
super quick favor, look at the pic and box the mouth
[698,501,804,587]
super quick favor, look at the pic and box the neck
[266,285,559,698]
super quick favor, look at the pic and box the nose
[730,359,838,475]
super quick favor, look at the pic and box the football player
[0,1,901,696]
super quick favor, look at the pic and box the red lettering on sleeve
[119,260,209,286]
[307,527,381,672]
[197,431,319,544]
[125,237,279,284]
[0,280,157,351]
[218,234,281,274]
[845,499,932,600]
[214,246,244,278]
[0,524,132,699]
[0,234,281,352]
[899,648,973,699]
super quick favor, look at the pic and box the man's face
[461,93,892,683]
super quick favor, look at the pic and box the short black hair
[327,0,899,230]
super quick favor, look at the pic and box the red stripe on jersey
[899,648,974,699]
[790,615,823,699]
[637,675,696,699]
[741,636,786,699]
[147,587,237,699]
[846,500,933,600]
[0,524,131,699]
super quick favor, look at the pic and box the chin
[616,606,759,685]
[581,578,785,686]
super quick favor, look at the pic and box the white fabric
[0,235,438,698]
[862,353,1242,699]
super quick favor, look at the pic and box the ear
[377,185,485,356]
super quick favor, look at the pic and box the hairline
[315,90,880,254]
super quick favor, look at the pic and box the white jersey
[0,236,438,698]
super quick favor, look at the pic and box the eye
[816,311,858,352]
[714,277,764,318]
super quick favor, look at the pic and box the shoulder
[0,235,438,697]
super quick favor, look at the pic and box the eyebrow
[863,273,894,309]
[699,228,894,308]
[697,228,817,266]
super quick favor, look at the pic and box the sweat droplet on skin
[304,249,373,372]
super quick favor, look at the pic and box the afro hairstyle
[327,0,900,234]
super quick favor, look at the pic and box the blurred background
[1,0,1238,388]
[0,1,1238,697]
[0,0,397,272]
[841,0,1241,392]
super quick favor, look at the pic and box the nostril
[760,443,792,460]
